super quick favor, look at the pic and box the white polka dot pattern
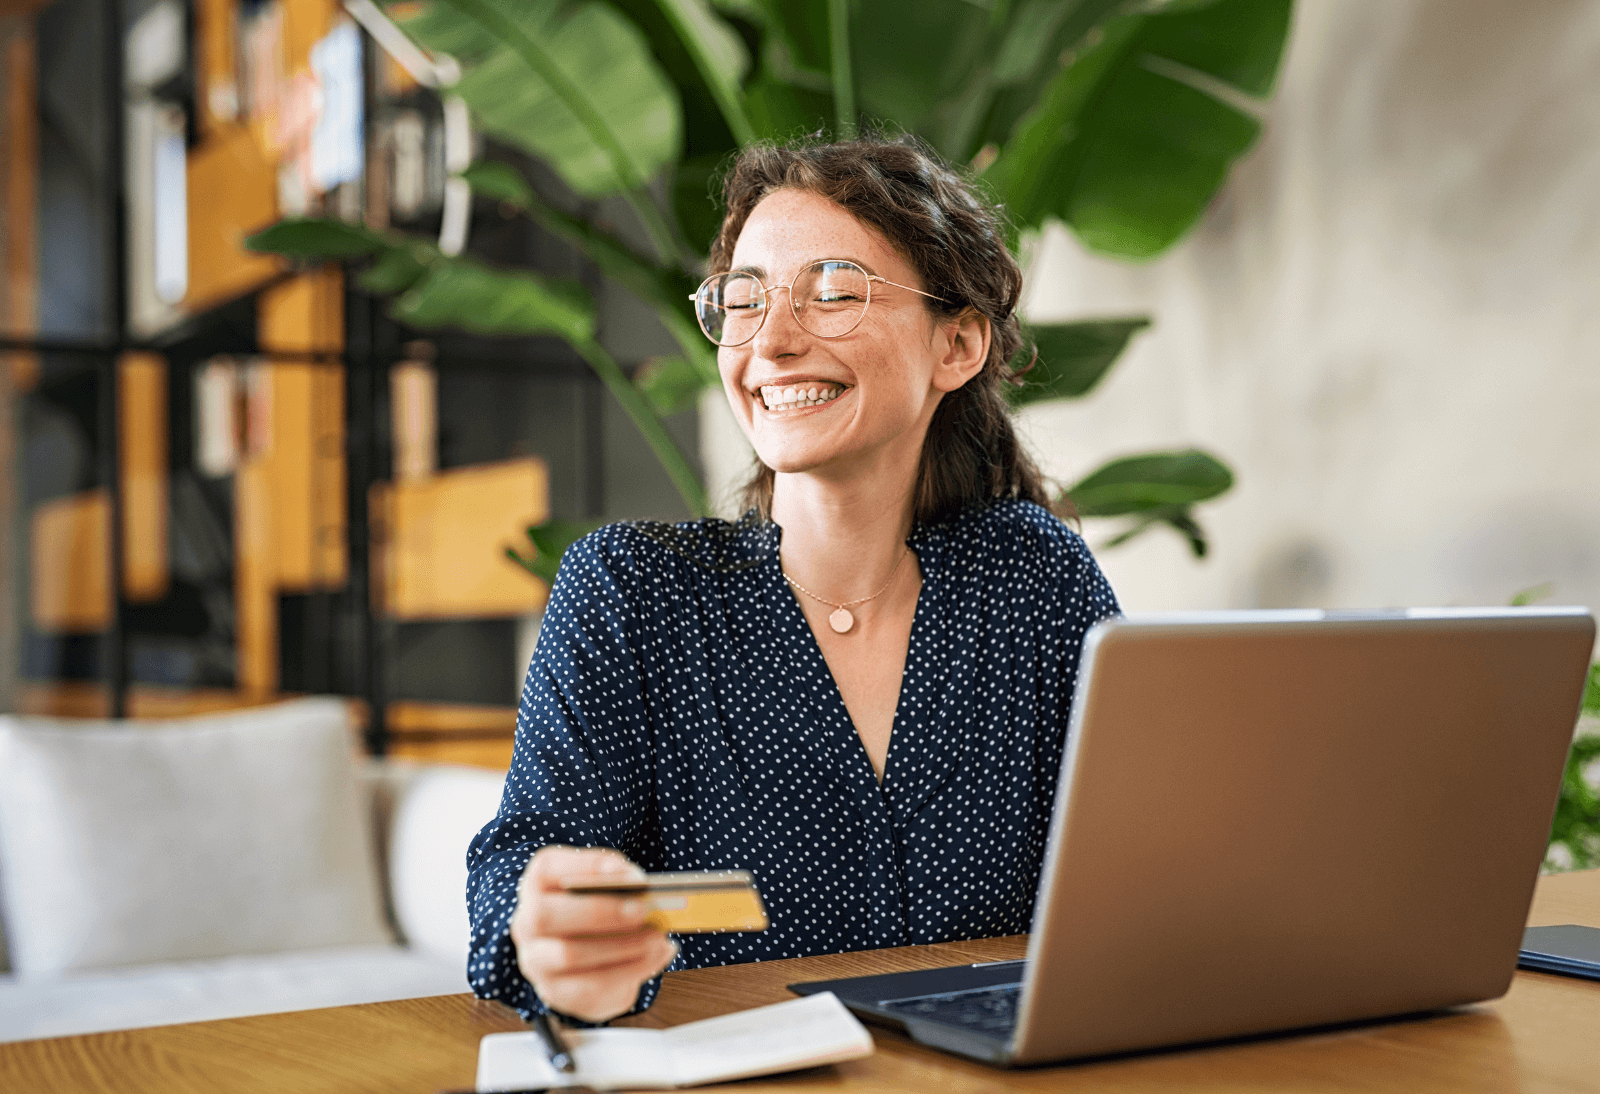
[465,499,1120,1020]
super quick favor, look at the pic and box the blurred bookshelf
[0,0,696,768]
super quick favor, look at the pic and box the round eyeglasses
[689,259,945,347]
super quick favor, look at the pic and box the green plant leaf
[1066,449,1234,517]
[852,0,1137,160]
[460,159,538,208]
[983,0,1293,257]
[1137,0,1295,99]
[1548,734,1600,871]
[827,0,854,137]
[358,244,436,295]
[980,15,1143,229]
[393,258,597,343]
[401,0,682,200]
[851,0,989,140]
[743,74,833,139]
[1509,581,1555,607]
[462,159,716,382]
[1584,664,1600,715]
[652,0,756,146]
[245,218,390,258]
[1098,503,1210,557]
[738,0,833,90]
[246,217,434,294]
[507,518,606,585]
[673,153,728,258]
[636,355,713,414]
[1008,317,1151,405]
[955,0,1138,162]
[388,0,527,59]
[1062,62,1261,257]
[992,1,1084,86]
[462,162,676,303]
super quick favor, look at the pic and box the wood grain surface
[4,870,1597,1094]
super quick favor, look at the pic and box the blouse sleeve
[465,530,663,1019]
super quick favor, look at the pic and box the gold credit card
[564,870,769,933]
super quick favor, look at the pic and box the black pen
[532,1010,577,1074]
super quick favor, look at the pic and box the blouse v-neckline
[762,523,945,806]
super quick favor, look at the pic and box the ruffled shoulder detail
[612,510,776,574]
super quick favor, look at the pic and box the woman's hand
[510,845,677,1023]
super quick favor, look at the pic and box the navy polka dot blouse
[466,498,1120,1019]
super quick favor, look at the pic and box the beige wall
[702,0,1600,621]
[1020,0,1600,615]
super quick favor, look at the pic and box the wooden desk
[6,870,1598,1094]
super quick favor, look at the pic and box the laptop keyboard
[877,983,1023,1034]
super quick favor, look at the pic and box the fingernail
[620,899,644,919]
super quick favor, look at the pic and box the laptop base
[790,961,1024,1064]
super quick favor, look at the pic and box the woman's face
[717,188,984,484]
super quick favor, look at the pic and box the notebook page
[664,993,874,1086]
[477,1027,670,1090]
[477,994,872,1090]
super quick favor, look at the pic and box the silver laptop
[791,608,1596,1066]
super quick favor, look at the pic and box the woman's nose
[750,284,807,357]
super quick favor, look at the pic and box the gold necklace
[782,545,910,634]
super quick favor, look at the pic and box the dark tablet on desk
[1519,924,1600,980]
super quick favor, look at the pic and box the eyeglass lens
[695,261,871,347]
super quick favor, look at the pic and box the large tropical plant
[251,0,1294,578]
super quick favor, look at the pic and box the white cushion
[0,698,392,978]
[0,943,468,1043]
[388,764,506,962]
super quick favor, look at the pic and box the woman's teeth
[759,383,845,410]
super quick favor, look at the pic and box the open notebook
[475,992,874,1090]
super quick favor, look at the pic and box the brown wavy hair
[708,133,1056,527]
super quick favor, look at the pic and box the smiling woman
[707,140,1052,527]
[465,135,1120,1027]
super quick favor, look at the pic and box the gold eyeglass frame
[689,259,946,347]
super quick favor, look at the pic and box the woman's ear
[932,310,991,393]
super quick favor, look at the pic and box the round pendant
[828,607,855,634]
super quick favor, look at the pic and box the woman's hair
[708,133,1057,526]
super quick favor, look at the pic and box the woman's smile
[756,381,850,412]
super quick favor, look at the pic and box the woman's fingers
[532,933,679,1024]
[513,845,653,938]
[509,845,676,1022]
[520,927,666,977]
[519,890,649,938]
[523,845,643,893]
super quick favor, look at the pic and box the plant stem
[574,337,708,516]
[514,194,716,381]
[623,188,693,270]
[829,0,856,138]
[653,0,756,147]
[486,177,720,387]
[440,0,689,266]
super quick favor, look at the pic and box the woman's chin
[746,420,846,475]
[754,448,830,476]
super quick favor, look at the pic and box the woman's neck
[770,462,917,605]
